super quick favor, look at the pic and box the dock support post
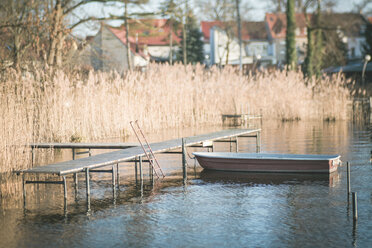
[182,138,187,182]
[22,174,26,207]
[139,156,143,182]
[74,173,78,195]
[63,176,67,208]
[236,137,239,152]
[112,165,116,189]
[352,192,358,221]
[135,159,138,184]
[347,162,351,198]
[85,168,90,202]
[72,148,75,160]
[116,163,119,187]
[230,138,232,152]
[256,131,261,153]
[149,160,153,181]
[88,149,92,157]
[31,147,35,167]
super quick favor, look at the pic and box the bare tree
[353,0,372,15]
[0,0,44,69]
[1,0,151,70]
[197,0,238,65]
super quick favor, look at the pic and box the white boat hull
[193,152,341,173]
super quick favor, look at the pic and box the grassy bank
[0,64,351,172]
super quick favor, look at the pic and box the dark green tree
[177,15,204,64]
[286,0,297,70]
[303,0,323,78]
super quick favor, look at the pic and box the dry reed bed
[0,64,351,173]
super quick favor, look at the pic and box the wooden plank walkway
[19,129,260,176]
[30,143,138,149]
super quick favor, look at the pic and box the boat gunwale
[192,152,341,161]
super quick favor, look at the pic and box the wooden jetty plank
[30,142,138,149]
[19,129,260,176]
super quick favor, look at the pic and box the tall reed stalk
[0,64,351,172]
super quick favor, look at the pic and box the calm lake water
[0,120,371,248]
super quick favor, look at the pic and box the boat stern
[329,156,341,173]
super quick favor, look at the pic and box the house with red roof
[265,13,308,66]
[86,19,181,72]
[201,21,275,66]
[265,12,368,66]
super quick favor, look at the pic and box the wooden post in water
[31,147,35,167]
[230,137,232,152]
[135,159,138,184]
[347,162,351,198]
[22,174,26,207]
[256,131,261,153]
[116,163,120,187]
[85,168,90,201]
[139,156,143,182]
[74,173,78,194]
[72,148,75,160]
[112,165,116,189]
[63,176,67,208]
[352,192,358,221]
[236,137,239,152]
[182,138,187,181]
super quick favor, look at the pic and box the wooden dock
[222,114,262,126]
[17,128,261,209]
[29,142,138,164]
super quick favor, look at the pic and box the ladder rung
[130,120,165,179]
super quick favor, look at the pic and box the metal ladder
[130,120,165,179]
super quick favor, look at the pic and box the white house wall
[345,36,365,59]
[88,26,148,72]
[147,46,178,60]
[210,27,246,65]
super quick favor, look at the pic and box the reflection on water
[199,170,340,187]
[0,120,371,248]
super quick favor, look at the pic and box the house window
[351,47,355,58]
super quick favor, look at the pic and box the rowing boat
[193,152,341,173]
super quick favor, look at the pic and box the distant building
[201,21,274,66]
[80,19,180,72]
[265,12,368,66]
[321,13,368,61]
[265,13,308,66]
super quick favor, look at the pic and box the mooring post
[85,168,90,201]
[88,148,92,157]
[182,138,187,182]
[112,165,116,189]
[230,138,232,152]
[149,160,153,181]
[256,131,261,153]
[347,162,351,198]
[63,176,67,207]
[31,147,35,167]
[135,159,138,184]
[352,192,358,221]
[116,163,120,187]
[22,173,26,207]
[139,156,143,182]
[72,148,75,160]
[236,137,239,153]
